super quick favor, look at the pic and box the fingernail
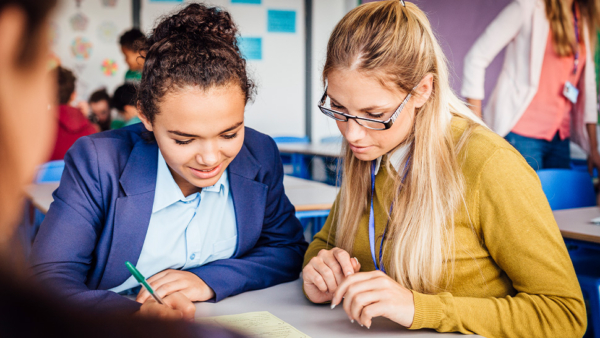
[367,326,371,329]
[354,257,359,264]
[330,303,336,310]
[360,324,363,327]
[350,319,354,323]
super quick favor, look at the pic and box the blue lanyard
[368,156,410,273]
[572,3,580,74]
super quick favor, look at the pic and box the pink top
[512,18,586,141]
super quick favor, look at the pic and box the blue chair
[296,209,330,239]
[25,160,65,246]
[35,160,65,183]
[537,169,599,337]
[571,159,598,178]
[274,136,310,179]
[536,169,596,210]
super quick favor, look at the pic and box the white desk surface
[277,142,343,158]
[553,207,600,244]
[195,279,472,338]
[26,176,338,214]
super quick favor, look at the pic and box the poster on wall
[50,0,132,103]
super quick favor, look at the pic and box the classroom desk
[277,142,343,158]
[553,207,600,245]
[25,176,338,214]
[195,278,473,338]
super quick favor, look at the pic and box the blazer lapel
[98,140,159,289]
[228,144,268,256]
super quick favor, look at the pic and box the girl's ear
[412,73,434,109]
[137,104,153,131]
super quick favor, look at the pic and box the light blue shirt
[110,150,238,294]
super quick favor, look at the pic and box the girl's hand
[136,269,215,303]
[303,247,361,303]
[331,270,415,329]
[137,291,196,321]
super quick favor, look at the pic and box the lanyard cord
[368,155,411,273]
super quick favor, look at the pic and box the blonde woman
[302,1,586,337]
[463,0,600,171]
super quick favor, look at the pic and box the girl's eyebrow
[329,94,388,112]
[167,121,244,138]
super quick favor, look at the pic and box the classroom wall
[50,0,133,103]
[141,0,306,139]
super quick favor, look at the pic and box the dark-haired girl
[30,3,307,313]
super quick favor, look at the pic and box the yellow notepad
[197,311,311,338]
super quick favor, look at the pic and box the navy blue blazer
[30,124,307,313]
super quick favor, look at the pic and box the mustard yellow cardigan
[304,119,586,337]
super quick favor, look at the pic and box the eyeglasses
[317,86,413,131]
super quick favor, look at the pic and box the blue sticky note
[238,37,262,60]
[267,10,296,33]
[231,0,261,4]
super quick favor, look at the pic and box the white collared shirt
[110,150,238,294]
[373,143,411,175]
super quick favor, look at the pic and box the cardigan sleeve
[409,148,587,338]
[302,194,341,269]
[461,1,528,100]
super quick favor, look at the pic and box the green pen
[125,261,164,305]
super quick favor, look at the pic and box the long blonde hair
[325,1,485,294]
[545,0,600,57]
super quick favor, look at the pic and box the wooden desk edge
[294,204,333,212]
[560,230,600,244]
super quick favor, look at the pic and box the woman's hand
[136,270,215,303]
[331,270,415,329]
[303,247,360,303]
[136,291,196,321]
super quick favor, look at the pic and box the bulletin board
[140,0,306,138]
[50,0,133,103]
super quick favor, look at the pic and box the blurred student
[112,83,140,128]
[49,66,98,161]
[88,88,112,131]
[30,3,306,313]
[120,28,146,83]
[0,0,246,336]
[462,0,600,171]
[302,1,585,337]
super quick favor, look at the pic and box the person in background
[302,1,585,337]
[0,0,246,336]
[112,83,140,127]
[120,28,146,83]
[49,66,98,161]
[88,88,112,132]
[462,0,600,172]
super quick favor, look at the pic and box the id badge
[563,81,579,104]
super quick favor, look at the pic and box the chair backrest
[273,136,309,144]
[537,169,596,210]
[35,160,65,183]
[320,136,343,144]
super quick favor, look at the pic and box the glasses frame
[317,85,414,131]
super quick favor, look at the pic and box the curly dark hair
[56,66,76,105]
[137,3,255,124]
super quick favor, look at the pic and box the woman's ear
[137,103,153,131]
[412,73,434,109]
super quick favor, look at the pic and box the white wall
[141,0,305,138]
[50,0,133,103]
[310,0,355,143]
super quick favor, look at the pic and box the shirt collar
[152,150,229,213]
[373,142,411,175]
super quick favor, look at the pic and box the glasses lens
[356,118,386,130]
[319,107,347,122]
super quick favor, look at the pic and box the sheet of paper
[197,311,310,338]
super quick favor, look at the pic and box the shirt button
[190,253,196,260]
